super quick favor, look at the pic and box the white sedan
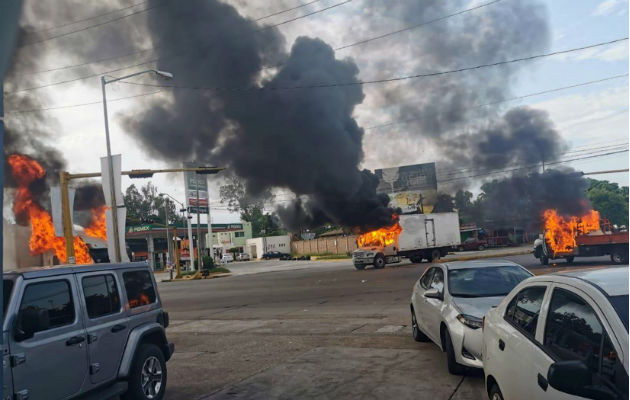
[483,267,629,400]
[410,260,533,374]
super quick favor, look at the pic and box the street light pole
[100,69,173,262]
[100,76,122,263]
[196,174,203,271]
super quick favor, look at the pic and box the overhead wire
[112,37,629,92]
[6,0,354,93]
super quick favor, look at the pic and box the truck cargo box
[398,212,461,252]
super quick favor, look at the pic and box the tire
[539,255,549,265]
[354,263,365,270]
[122,343,167,400]
[411,308,430,342]
[610,248,627,264]
[443,328,465,375]
[565,256,574,264]
[373,254,386,269]
[458,247,464,252]
[428,249,441,263]
[409,255,422,263]
[489,384,504,400]
[478,245,485,251]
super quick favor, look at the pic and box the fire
[8,154,93,264]
[357,219,403,248]
[84,205,108,240]
[128,293,151,308]
[543,209,601,255]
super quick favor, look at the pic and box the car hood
[451,296,504,318]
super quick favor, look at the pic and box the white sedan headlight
[457,314,483,330]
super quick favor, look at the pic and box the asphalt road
[158,253,624,400]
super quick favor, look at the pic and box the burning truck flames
[536,208,628,265]
[357,218,402,248]
[7,154,107,264]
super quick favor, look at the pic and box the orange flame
[543,209,601,255]
[8,154,93,264]
[128,293,151,308]
[84,205,108,240]
[357,218,403,248]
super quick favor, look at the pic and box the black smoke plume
[121,1,397,231]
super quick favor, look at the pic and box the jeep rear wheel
[123,343,167,400]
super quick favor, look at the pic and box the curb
[161,272,232,282]
[442,248,532,262]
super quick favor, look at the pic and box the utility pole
[196,174,203,270]
[163,197,171,268]
[59,172,76,263]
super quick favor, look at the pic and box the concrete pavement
[158,253,623,399]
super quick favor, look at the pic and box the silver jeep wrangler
[3,262,174,400]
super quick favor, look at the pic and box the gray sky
[5,0,628,223]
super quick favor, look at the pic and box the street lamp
[101,69,173,262]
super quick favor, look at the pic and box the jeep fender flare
[118,322,171,378]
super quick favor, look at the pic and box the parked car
[3,262,174,400]
[262,251,291,260]
[236,253,250,261]
[410,260,533,374]
[457,237,488,251]
[482,267,629,400]
[221,253,234,263]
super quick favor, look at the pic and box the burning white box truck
[352,212,461,270]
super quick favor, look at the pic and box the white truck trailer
[352,212,461,270]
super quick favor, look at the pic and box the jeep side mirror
[14,307,50,341]
[424,288,442,301]
[548,360,615,400]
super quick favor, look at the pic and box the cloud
[593,0,623,16]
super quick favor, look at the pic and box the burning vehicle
[534,209,629,265]
[352,212,461,270]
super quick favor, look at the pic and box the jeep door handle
[498,339,505,351]
[537,373,548,391]
[111,324,126,333]
[66,336,85,346]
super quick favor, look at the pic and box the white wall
[245,235,291,259]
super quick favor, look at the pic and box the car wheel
[409,255,421,263]
[477,245,485,251]
[539,255,549,265]
[122,343,167,400]
[458,246,464,252]
[354,264,365,270]
[373,255,386,269]
[411,309,429,342]
[489,384,504,400]
[565,256,574,264]
[443,328,465,375]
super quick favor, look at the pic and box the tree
[432,193,454,213]
[124,183,183,226]
[586,179,629,226]
[219,176,283,237]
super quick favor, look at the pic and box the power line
[335,0,503,51]
[25,1,151,35]
[437,149,629,183]
[114,37,629,92]
[365,73,629,130]
[5,72,628,115]
[16,0,327,77]
[18,2,163,48]
[437,143,629,178]
[6,0,353,93]
[255,0,324,21]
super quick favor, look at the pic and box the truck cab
[352,245,399,270]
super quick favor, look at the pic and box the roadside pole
[164,197,171,268]
[196,174,203,271]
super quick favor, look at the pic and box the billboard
[375,162,437,214]
[184,162,210,214]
